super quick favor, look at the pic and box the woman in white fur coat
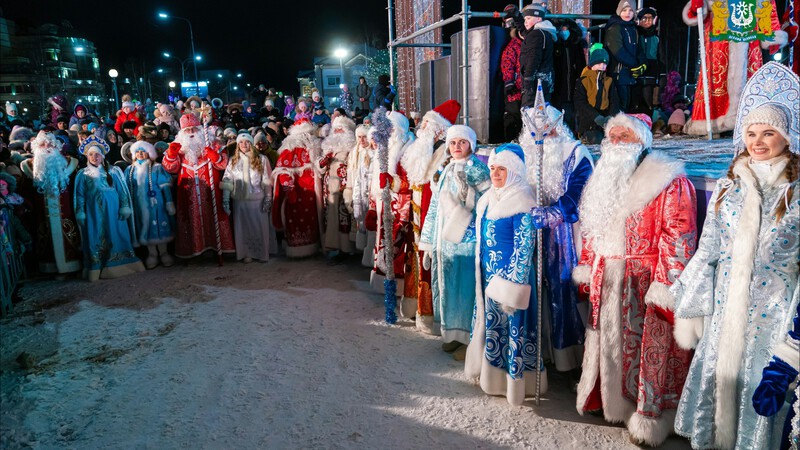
[464,143,545,406]
[419,125,491,358]
[671,63,800,450]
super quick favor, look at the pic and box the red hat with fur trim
[431,99,460,125]
[180,113,201,130]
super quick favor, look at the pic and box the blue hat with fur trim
[495,143,525,163]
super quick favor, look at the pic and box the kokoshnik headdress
[733,62,799,156]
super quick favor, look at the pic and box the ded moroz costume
[318,115,357,254]
[572,112,697,447]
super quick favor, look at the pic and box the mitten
[261,194,273,213]
[165,142,180,160]
[365,209,378,231]
[223,199,231,215]
[379,173,393,189]
[118,206,132,221]
[594,115,608,127]
[752,357,799,417]
[166,202,176,216]
[422,252,432,271]
[530,206,564,229]
[205,148,220,163]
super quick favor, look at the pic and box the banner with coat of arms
[709,0,777,42]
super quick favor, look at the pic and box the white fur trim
[416,314,437,335]
[673,316,704,350]
[713,158,761,450]
[446,125,477,154]
[572,264,591,285]
[643,281,674,311]
[75,212,86,222]
[441,203,472,243]
[774,339,800,371]
[682,2,699,26]
[424,143,449,184]
[219,180,234,192]
[605,113,653,149]
[478,358,548,406]
[620,152,685,220]
[481,188,536,221]
[423,110,452,129]
[576,259,636,423]
[485,275,531,310]
[418,241,433,253]
[331,115,356,132]
[627,409,676,447]
[118,206,132,218]
[761,30,788,49]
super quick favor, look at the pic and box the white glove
[261,195,273,213]
[422,252,432,271]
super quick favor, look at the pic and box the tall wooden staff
[520,82,556,406]
[372,107,397,324]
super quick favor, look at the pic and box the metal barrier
[0,208,26,317]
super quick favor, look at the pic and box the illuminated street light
[236,73,242,78]
[333,48,348,88]
[168,81,176,88]
[108,69,120,109]
[157,11,199,94]
[158,12,168,18]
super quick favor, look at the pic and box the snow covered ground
[1,256,693,449]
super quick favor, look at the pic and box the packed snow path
[1,256,691,449]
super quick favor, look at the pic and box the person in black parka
[604,0,645,112]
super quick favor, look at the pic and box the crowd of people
[0,2,798,449]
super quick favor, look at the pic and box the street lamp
[334,48,348,88]
[108,69,119,111]
[157,12,199,94]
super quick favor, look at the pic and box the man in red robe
[399,99,460,334]
[682,0,786,135]
[572,113,697,447]
[19,131,81,274]
[162,114,234,259]
[271,119,323,258]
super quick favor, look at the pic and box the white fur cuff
[118,207,132,218]
[442,204,472,243]
[572,265,591,285]
[644,281,674,311]
[486,275,531,310]
[75,212,86,222]
[674,316,704,350]
[760,30,788,49]
[627,409,676,448]
[219,180,234,192]
[773,339,800,371]
[418,241,433,253]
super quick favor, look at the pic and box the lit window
[327,76,340,87]
[93,58,99,69]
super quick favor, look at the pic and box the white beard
[175,129,206,166]
[321,131,355,156]
[32,149,69,196]
[579,140,644,240]
[527,136,572,204]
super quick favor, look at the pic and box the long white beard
[176,130,205,166]
[579,140,644,239]
[32,150,69,196]
[528,136,572,204]
[321,132,355,156]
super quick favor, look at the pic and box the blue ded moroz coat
[671,157,800,450]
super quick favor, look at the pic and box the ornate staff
[696,6,714,141]
[372,107,397,324]
[200,104,224,266]
[520,82,556,406]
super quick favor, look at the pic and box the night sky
[1,0,389,94]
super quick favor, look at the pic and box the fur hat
[122,120,138,130]
[332,115,356,133]
[9,126,34,148]
[488,143,526,182]
[445,124,477,154]
[264,99,274,107]
[236,133,254,146]
[426,99,460,127]
[616,0,634,16]
[254,132,267,143]
[5,101,17,115]
[138,122,158,140]
[355,124,369,137]
[605,113,653,149]
[129,140,158,160]
[122,100,134,109]
[741,103,791,145]
[227,103,243,115]
[211,98,224,109]
[186,96,202,109]
[180,114,201,130]
[522,4,546,18]
[154,141,169,155]
[78,135,110,156]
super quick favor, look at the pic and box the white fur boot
[145,245,159,269]
[158,244,174,267]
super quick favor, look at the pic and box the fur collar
[477,186,535,222]
[618,151,685,219]
[401,136,435,186]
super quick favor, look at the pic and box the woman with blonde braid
[671,62,800,450]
